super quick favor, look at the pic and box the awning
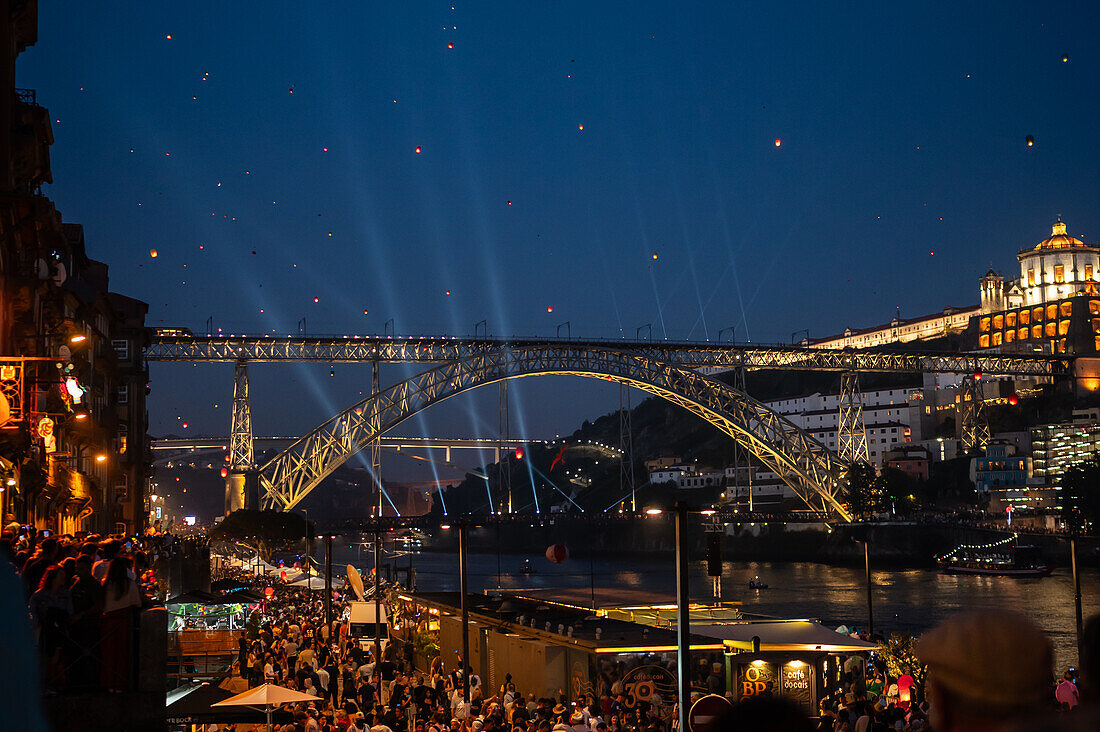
[689,620,879,653]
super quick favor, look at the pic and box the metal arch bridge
[247,345,854,519]
[144,332,1070,523]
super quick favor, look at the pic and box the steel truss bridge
[145,332,1071,523]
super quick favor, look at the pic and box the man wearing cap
[915,610,1051,731]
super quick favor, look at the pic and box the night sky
[18,2,1100,467]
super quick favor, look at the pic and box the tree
[1060,456,1100,535]
[880,632,927,688]
[207,509,312,562]
[844,462,885,520]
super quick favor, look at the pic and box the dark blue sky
[19,2,1100,457]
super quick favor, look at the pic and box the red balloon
[515,446,525,460]
[264,586,274,598]
[545,544,569,563]
[1008,393,1019,406]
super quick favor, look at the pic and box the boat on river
[936,535,1053,577]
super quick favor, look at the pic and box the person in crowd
[100,556,141,693]
[915,609,1051,732]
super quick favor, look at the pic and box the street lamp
[95,454,107,463]
[69,334,86,344]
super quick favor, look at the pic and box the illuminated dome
[1032,220,1085,250]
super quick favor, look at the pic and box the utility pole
[675,503,691,732]
[459,523,470,706]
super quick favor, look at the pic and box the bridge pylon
[959,374,991,452]
[837,370,869,464]
[227,361,257,512]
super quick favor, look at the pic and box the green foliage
[208,510,312,562]
[880,632,926,687]
[844,462,886,519]
[1059,456,1100,535]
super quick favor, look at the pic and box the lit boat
[936,535,1053,577]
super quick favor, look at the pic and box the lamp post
[459,523,470,706]
[674,502,690,732]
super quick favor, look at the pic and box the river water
[334,543,1100,670]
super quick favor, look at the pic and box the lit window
[1045,322,1057,337]
[980,317,990,332]
[1060,301,1073,317]
[1028,269,1036,286]
[1032,325,1043,339]
[993,314,1004,329]
[1055,265,1065,283]
[1047,304,1058,320]
[1034,307,1044,322]
[1058,320,1071,336]
[979,334,990,348]
[1004,329,1015,343]
[1087,264,1094,280]
[1006,312,1017,328]
[992,332,1003,346]
[1020,310,1030,325]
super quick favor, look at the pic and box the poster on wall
[621,665,677,722]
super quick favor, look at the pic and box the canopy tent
[689,620,879,653]
[166,590,224,605]
[289,576,330,590]
[212,683,319,731]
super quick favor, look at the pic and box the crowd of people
[1,516,175,695]
[216,552,1100,732]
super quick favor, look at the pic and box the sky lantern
[973,370,982,380]
[545,544,569,563]
[415,146,422,154]
[149,249,158,258]
[1062,54,1069,63]
[220,467,228,478]
[264,587,274,598]
[447,42,454,49]
[652,252,658,260]
[1025,135,1034,147]
[181,421,188,429]
[774,138,782,147]
[280,570,287,581]
[1008,393,1019,406]
[515,446,525,459]
[547,305,553,313]
[313,296,319,303]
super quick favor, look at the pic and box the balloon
[545,544,569,563]
[1008,393,1019,406]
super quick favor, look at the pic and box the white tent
[211,683,318,731]
[289,576,329,590]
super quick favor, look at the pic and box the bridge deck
[145,334,1068,375]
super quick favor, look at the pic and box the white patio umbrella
[211,683,318,731]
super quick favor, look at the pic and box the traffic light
[706,534,722,577]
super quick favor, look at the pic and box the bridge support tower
[227,361,258,513]
[371,360,383,515]
[837,370,870,464]
[959,374,991,452]
[619,383,635,511]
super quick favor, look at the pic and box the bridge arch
[257,345,852,520]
